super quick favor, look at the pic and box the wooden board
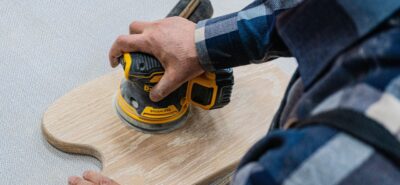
[42,63,289,185]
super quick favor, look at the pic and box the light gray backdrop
[0,0,295,184]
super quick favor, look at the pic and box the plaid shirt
[195,0,400,184]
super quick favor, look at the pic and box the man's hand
[109,17,204,102]
[68,171,119,185]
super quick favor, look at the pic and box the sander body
[114,0,234,133]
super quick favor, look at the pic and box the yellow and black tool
[114,0,234,133]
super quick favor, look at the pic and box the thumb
[150,72,184,102]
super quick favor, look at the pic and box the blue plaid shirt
[195,0,400,184]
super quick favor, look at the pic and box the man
[69,0,400,184]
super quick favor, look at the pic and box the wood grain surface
[42,63,289,185]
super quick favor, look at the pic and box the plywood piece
[42,63,289,185]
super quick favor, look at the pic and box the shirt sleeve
[195,0,302,71]
[231,125,400,185]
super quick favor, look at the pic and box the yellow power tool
[114,0,234,133]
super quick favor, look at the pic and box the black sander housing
[114,0,234,133]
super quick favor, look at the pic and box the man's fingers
[150,72,184,102]
[108,34,149,67]
[68,176,93,185]
[129,21,152,34]
[82,170,118,185]
[82,171,103,184]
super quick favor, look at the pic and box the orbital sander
[114,0,234,133]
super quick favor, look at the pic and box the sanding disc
[113,94,190,134]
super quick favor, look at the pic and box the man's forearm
[195,0,302,71]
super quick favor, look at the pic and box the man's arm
[107,0,302,102]
[195,0,302,71]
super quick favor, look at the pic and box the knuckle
[169,74,180,84]
[68,177,79,185]
[153,20,162,27]
[143,35,152,46]
[146,32,157,44]
[170,16,181,20]
[99,177,113,185]
[168,16,183,22]
[83,171,94,179]
[116,35,127,44]
[155,86,168,98]
[129,21,137,29]
[127,40,137,49]
[151,22,163,31]
[155,89,165,98]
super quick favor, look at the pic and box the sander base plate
[113,95,190,134]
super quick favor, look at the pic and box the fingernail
[111,61,118,68]
[82,171,90,178]
[68,176,77,185]
[149,92,161,102]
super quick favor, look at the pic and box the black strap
[295,109,400,167]
[268,69,300,132]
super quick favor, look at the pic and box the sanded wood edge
[41,119,104,165]
[42,108,236,185]
[40,72,119,167]
[209,171,235,185]
[196,162,237,185]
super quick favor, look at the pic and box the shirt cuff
[194,14,250,71]
[195,20,216,71]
